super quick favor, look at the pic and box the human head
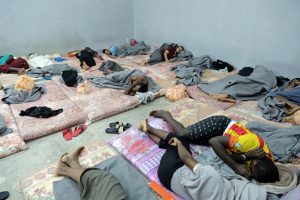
[102,49,111,55]
[176,46,184,53]
[250,157,279,183]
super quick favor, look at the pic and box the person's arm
[169,138,197,171]
[209,136,251,179]
[163,50,169,62]
[124,82,139,95]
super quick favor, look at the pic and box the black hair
[102,49,108,54]
[178,46,184,51]
[251,157,279,183]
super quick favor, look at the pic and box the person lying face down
[76,47,99,71]
[142,119,269,200]
[148,111,279,183]
[55,147,127,200]
[124,75,148,96]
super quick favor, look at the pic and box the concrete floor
[0,98,173,200]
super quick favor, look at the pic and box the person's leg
[186,115,232,145]
[55,158,85,183]
[145,119,170,140]
[7,67,25,74]
[150,110,188,137]
[61,146,84,168]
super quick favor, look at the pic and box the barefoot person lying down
[55,147,127,200]
[142,120,267,200]
[147,111,279,182]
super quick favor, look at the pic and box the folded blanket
[171,55,212,86]
[53,156,157,200]
[2,84,46,104]
[87,69,160,92]
[98,60,125,73]
[246,121,300,162]
[170,50,193,62]
[199,65,277,100]
[27,64,78,78]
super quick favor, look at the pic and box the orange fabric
[149,181,175,200]
[224,123,273,160]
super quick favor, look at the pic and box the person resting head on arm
[148,111,279,183]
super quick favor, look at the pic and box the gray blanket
[198,65,277,100]
[246,121,300,163]
[98,60,125,73]
[257,88,288,122]
[170,50,193,62]
[87,69,160,92]
[27,64,77,78]
[2,84,46,104]
[115,41,150,58]
[171,55,212,86]
[0,114,12,136]
[53,155,157,200]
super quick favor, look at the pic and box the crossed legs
[55,146,85,183]
[150,110,189,137]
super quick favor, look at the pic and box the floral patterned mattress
[20,140,118,200]
[186,85,237,110]
[0,91,27,158]
[109,117,183,200]
[53,78,140,122]
[0,73,19,88]
[9,81,87,141]
[170,98,220,127]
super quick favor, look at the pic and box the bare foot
[18,68,26,75]
[55,159,70,176]
[139,119,147,132]
[61,146,84,168]
[82,62,90,71]
[150,110,171,119]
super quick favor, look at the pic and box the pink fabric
[53,78,140,122]
[186,85,236,110]
[109,116,184,199]
[0,91,27,158]
[10,81,87,140]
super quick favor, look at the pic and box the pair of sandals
[105,122,131,134]
[63,124,87,141]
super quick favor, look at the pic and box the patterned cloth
[188,115,231,145]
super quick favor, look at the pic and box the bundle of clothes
[0,54,29,74]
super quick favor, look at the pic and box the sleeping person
[76,47,101,71]
[143,43,184,66]
[0,54,29,74]
[145,111,279,182]
[142,119,269,200]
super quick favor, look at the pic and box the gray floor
[0,98,173,200]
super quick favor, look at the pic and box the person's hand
[234,164,251,179]
[245,147,266,159]
[169,138,181,147]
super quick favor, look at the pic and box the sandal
[0,191,9,200]
[63,128,72,141]
[105,123,124,134]
[123,123,132,131]
[109,121,122,128]
[72,124,87,137]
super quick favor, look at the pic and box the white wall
[133,0,300,78]
[0,0,134,55]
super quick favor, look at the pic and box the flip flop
[123,123,132,131]
[63,128,72,141]
[105,123,124,134]
[71,124,87,137]
[109,121,122,127]
[0,191,9,200]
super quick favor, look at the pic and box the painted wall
[0,0,134,56]
[133,0,300,78]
